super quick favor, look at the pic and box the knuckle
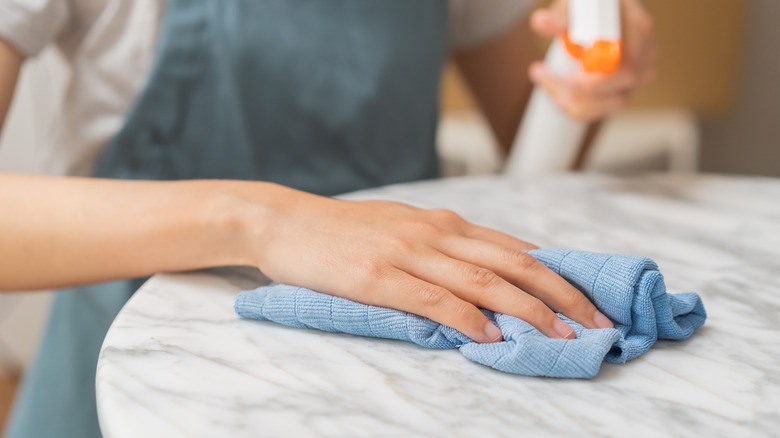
[523,299,550,320]
[429,208,464,226]
[451,302,479,326]
[464,266,501,290]
[504,249,539,271]
[359,259,386,285]
[561,287,591,309]
[416,285,448,308]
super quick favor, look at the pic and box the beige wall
[446,0,750,114]
[699,0,780,177]
[446,1,780,177]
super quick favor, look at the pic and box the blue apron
[5,1,448,437]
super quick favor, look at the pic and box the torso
[19,0,532,176]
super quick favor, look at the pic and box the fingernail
[483,322,504,343]
[593,311,614,329]
[553,318,576,339]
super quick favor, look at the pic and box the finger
[530,63,630,122]
[397,251,577,340]
[554,90,629,122]
[382,269,504,344]
[356,200,419,218]
[529,62,566,99]
[529,0,567,38]
[565,68,640,96]
[435,235,614,330]
[422,208,469,233]
[461,223,538,251]
[421,209,538,251]
[532,64,629,121]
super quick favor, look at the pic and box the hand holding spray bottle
[505,0,622,178]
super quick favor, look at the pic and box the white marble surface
[97,173,780,438]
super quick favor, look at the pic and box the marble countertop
[97,173,780,437]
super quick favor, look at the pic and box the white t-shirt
[0,0,534,176]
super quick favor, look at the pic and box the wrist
[199,180,316,270]
[191,183,266,269]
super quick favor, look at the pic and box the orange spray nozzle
[561,31,622,75]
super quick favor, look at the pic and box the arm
[0,41,612,343]
[0,174,266,290]
[0,39,251,290]
[0,173,615,342]
[453,17,539,157]
[0,38,248,289]
[0,37,22,136]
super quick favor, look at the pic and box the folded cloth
[235,249,707,378]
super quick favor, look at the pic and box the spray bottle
[504,0,622,178]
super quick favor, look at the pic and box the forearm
[454,18,540,156]
[0,173,286,291]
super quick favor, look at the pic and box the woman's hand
[529,0,658,121]
[0,174,613,343]
[244,188,614,344]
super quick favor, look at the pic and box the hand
[246,190,614,343]
[529,0,658,121]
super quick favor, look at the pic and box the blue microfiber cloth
[234,249,706,378]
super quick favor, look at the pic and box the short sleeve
[449,0,536,49]
[0,0,71,56]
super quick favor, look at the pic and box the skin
[0,0,655,343]
[0,35,20,131]
[526,0,658,122]
[453,12,539,156]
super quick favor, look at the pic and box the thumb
[530,0,568,38]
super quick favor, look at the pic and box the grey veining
[97,173,780,438]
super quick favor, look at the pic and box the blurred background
[441,0,779,176]
[0,0,778,431]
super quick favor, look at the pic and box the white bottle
[504,0,621,179]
